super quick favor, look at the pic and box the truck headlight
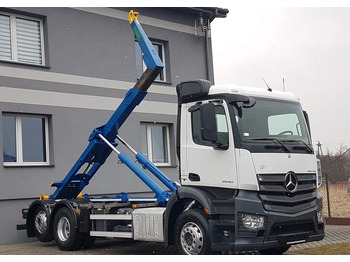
[241,213,265,230]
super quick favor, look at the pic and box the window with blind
[0,12,44,65]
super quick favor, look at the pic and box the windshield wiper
[245,138,290,153]
[284,139,314,153]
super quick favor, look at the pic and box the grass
[287,242,350,255]
[318,183,350,217]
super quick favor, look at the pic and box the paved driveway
[0,225,349,255]
[0,238,178,255]
[289,224,350,251]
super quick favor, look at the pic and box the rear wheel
[174,209,211,255]
[33,205,54,242]
[53,207,84,251]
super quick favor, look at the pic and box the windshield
[232,98,311,145]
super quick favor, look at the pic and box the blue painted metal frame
[49,11,169,201]
[118,152,170,202]
[129,12,163,70]
[135,153,178,192]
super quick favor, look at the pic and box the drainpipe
[197,14,213,84]
[194,8,228,84]
[204,27,213,84]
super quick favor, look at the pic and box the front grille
[270,221,315,236]
[257,173,317,213]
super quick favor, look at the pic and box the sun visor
[176,79,211,104]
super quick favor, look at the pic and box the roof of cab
[209,84,300,103]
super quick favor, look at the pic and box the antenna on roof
[283,78,286,92]
[262,77,272,92]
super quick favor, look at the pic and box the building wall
[0,7,214,245]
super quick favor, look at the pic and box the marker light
[317,210,324,224]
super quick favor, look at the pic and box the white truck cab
[172,79,324,254]
[180,82,319,189]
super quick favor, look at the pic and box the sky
[210,2,350,154]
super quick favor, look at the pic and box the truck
[18,10,325,255]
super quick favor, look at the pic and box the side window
[140,123,171,166]
[135,40,166,82]
[2,113,50,166]
[191,105,229,147]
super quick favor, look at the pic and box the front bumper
[209,190,325,252]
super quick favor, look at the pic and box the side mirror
[200,103,217,142]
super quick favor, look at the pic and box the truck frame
[19,10,325,255]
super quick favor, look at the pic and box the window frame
[140,123,171,167]
[135,40,167,82]
[0,11,45,66]
[2,113,50,167]
[232,98,311,145]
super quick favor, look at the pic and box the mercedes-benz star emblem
[285,172,298,192]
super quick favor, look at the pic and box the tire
[174,209,211,255]
[53,207,84,251]
[33,205,54,242]
[258,245,291,255]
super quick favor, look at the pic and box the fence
[318,173,350,224]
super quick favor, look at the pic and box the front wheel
[174,209,211,255]
[53,207,84,251]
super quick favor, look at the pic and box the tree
[318,144,350,183]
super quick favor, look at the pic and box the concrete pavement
[0,224,349,255]
[290,224,350,251]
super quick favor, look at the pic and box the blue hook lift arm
[48,11,177,202]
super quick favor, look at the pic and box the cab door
[179,100,238,188]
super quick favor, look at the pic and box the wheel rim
[180,222,204,255]
[57,216,70,242]
[35,210,48,234]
